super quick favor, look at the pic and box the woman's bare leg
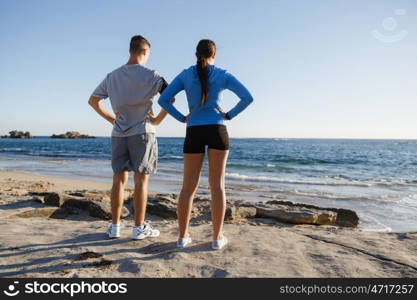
[177,153,205,238]
[207,149,229,240]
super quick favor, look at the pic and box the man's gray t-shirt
[92,64,164,137]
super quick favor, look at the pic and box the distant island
[1,130,32,139]
[51,131,95,139]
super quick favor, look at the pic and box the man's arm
[147,101,175,125]
[88,96,115,125]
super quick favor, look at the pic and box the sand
[0,170,416,278]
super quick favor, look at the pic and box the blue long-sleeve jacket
[158,65,253,126]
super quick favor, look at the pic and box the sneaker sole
[131,234,160,240]
[212,239,228,250]
[177,239,192,248]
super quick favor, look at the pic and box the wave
[260,189,395,203]
[225,172,373,187]
[0,148,110,160]
[160,155,183,160]
[226,163,296,172]
[359,214,393,232]
[0,148,29,154]
[225,171,417,188]
[273,157,336,165]
[156,168,183,175]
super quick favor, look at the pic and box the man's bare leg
[111,171,128,224]
[133,172,149,226]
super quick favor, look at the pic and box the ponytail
[196,56,209,106]
[195,39,216,107]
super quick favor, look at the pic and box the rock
[32,196,44,203]
[50,207,76,219]
[51,131,95,139]
[332,208,359,227]
[88,198,129,220]
[62,196,129,220]
[145,194,257,223]
[6,130,32,139]
[44,192,64,207]
[225,199,258,222]
[61,197,91,210]
[9,207,70,219]
[29,191,54,197]
[28,190,131,220]
[146,194,178,219]
[257,200,358,227]
[27,189,358,227]
[256,205,337,225]
[225,205,257,221]
[67,189,133,201]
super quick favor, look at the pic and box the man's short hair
[129,35,151,54]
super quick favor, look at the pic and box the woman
[158,39,253,250]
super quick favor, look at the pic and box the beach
[2,137,417,232]
[1,170,416,278]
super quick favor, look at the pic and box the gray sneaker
[131,223,160,240]
[212,235,228,250]
[177,237,192,248]
[107,223,121,239]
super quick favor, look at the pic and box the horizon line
[3,135,417,141]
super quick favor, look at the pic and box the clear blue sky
[0,0,416,138]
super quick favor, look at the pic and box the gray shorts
[111,133,158,174]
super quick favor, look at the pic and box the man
[88,35,173,240]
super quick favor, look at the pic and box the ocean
[1,137,417,232]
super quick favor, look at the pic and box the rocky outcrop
[144,195,358,227]
[146,194,178,219]
[142,194,258,223]
[1,130,32,138]
[44,192,65,207]
[26,189,359,227]
[258,200,359,227]
[29,191,130,220]
[9,207,71,219]
[62,194,130,220]
[256,204,337,226]
[225,205,257,221]
[51,131,95,139]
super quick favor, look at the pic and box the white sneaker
[177,237,192,248]
[107,223,121,239]
[212,235,228,250]
[131,223,160,240]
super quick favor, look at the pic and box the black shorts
[183,125,229,153]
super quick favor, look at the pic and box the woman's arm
[158,72,187,122]
[224,73,254,119]
[147,79,175,125]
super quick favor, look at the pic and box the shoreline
[0,170,416,277]
[0,169,415,233]
[0,170,126,193]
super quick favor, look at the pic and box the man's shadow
[0,232,215,277]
